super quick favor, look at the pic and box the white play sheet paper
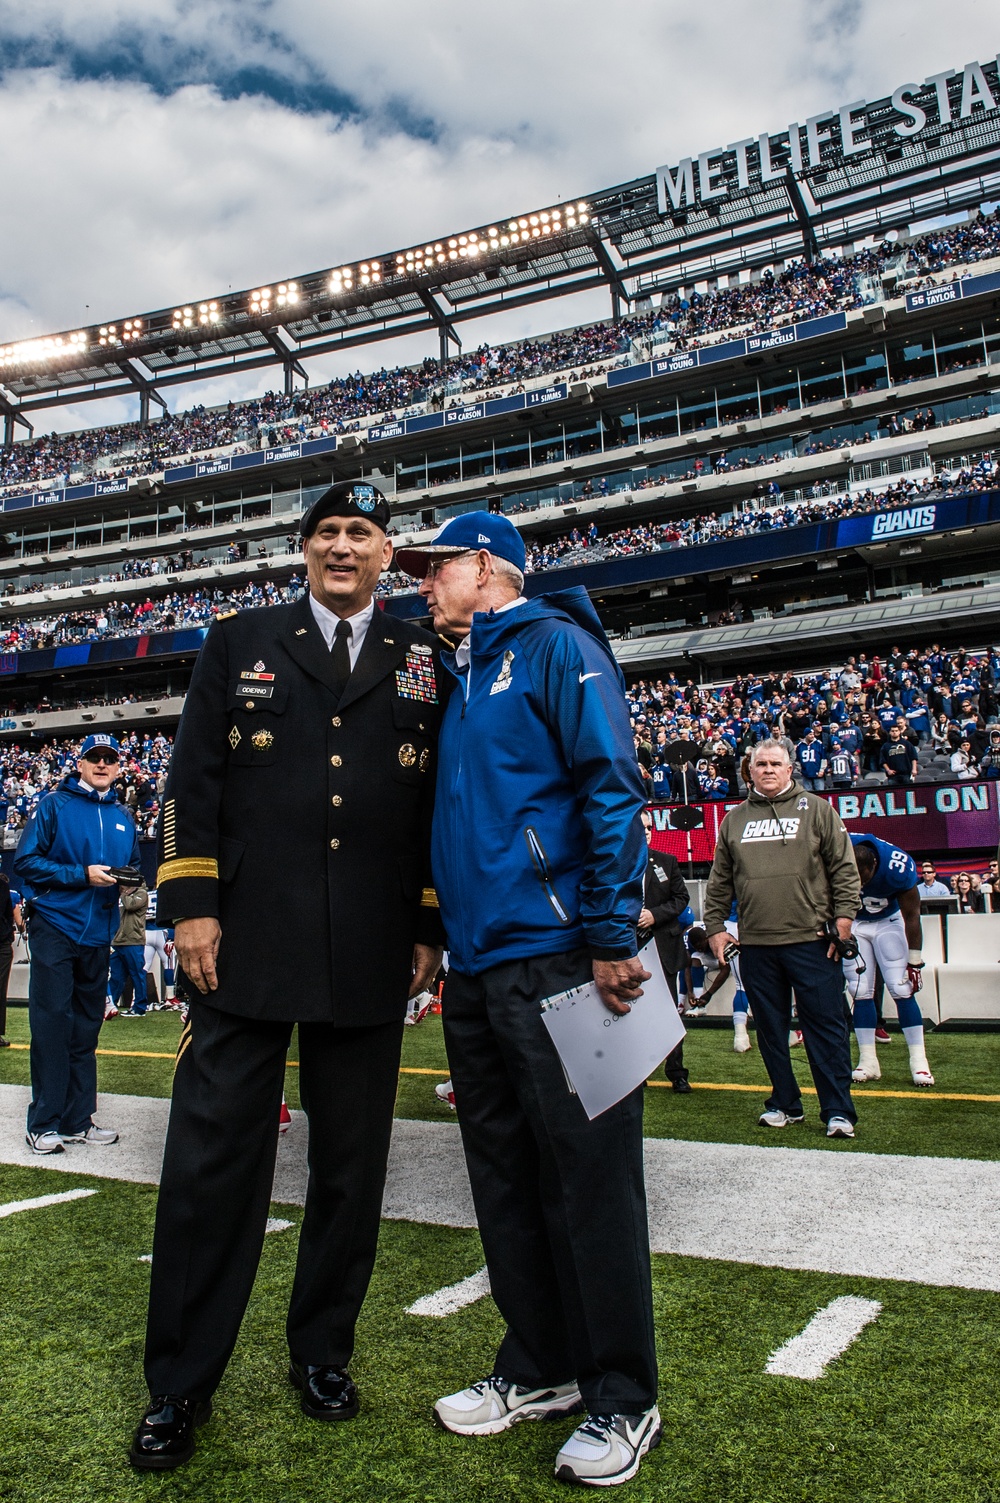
[540,942,685,1119]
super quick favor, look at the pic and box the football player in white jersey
[844,835,934,1087]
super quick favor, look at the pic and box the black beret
[300,480,391,537]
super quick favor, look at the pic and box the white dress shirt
[454,595,527,671]
[309,595,374,670]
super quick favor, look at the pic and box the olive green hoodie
[704,781,860,946]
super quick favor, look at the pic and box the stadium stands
[4,213,1000,500]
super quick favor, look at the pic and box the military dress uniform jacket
[156,593,445,1024]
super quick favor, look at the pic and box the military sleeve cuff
[156,876,219,927]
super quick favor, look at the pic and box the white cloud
[0,0,997,432]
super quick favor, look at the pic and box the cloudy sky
[0,0,997,429]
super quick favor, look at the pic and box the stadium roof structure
[4,57,1000,434]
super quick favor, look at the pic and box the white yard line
[766,1296,883,1379]
[0,1187,97,1218]
[138,1216,293,1261]
[4,1087,1000,1293]
[407,1266,491,1317]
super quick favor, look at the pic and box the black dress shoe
[289,1361,360,1421]
[129,1395,212,1470]
[671,1077,693,1093]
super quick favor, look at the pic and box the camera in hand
[722,941,740,964]
[824,919,861,963]
[109,865,142,885]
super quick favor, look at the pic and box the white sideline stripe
[0,1187,97,1218]
[407,1266,491,1317]
[766,1296,882,1379]
[138,1216,292,1261]
[5,1088,1000,1293]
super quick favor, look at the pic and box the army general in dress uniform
[130,482,445,1471]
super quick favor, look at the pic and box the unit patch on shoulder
[396,651,438,704]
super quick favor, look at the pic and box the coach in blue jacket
[14,733,140,1154]
[397,514,660,1490]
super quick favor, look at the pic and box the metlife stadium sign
[654,59,1000,215]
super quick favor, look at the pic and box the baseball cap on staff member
[80,733,121,760]
[394,511,526,579]
[299,480,391,536]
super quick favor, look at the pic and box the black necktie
[331,618,352,702]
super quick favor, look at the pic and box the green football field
[1,1008,999,1503]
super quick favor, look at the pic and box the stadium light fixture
[0,193,593,374]
[0,329,88,365]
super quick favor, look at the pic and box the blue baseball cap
[80,733,120,758]
[395,510,526,579]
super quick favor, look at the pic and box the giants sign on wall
[649,781,1000,862]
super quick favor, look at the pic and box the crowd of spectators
[3,212,1000,498]
[522,463,994,576]
[0,454,997,635]
[630,642,1000,800]
[1,732,171,848]
[0,577,303,653]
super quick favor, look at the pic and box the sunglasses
[83,752,119,765]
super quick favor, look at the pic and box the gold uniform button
[331,716,341,727]
[330,838,340,850]
[244,701,255,711]
[331,795,342,807]
[330,755,342,767]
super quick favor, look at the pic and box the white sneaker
[554,1407,662,1487]
[59,1125,119,1146]
[434,1376,583,1436]
[733,1029,752,1053]
[852,1060,881,1082]
[788,1029,804,1047]
[104,1002,119,1020]
[26,1130,65,1155]
[826,1116,855,1138]
[435,1080,456,1110]
[758,1109,804,1128]
[911,1066,935,1087]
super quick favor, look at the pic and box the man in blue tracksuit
[14,733,140,1154]
[397,514,660,1490]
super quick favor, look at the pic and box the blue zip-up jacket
[432,587,646,975]
[14,778,141,947]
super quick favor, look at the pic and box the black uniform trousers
[144,999,403,1401]
[740,940,856,1125]
[442,947,658,1417]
